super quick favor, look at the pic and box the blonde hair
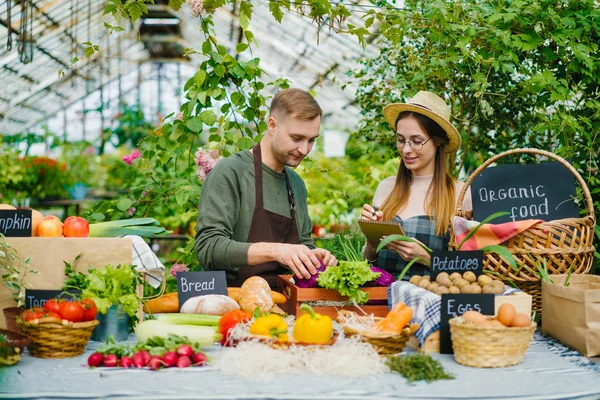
[270,89,322,121]
[380,111,457,236]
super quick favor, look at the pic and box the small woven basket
[337,310,420,355]
[449,317,536,368]
[449,148,596,319]
[0,329,30,366]
[18,317,99,359]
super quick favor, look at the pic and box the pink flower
[187,0,204,16]
[194,148,222,182]
[83,146,97,156]
[126,207,136,216]
[122,149,142,165]
[170,264,190,279]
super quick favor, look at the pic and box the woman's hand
[361,204,383,221]
[384,237,431,265]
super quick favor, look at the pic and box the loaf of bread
[143,292,179,314]
[228,287,287,305]
[238,276,274,313]
[180,294,240,315]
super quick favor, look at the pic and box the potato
[437,276,453,288]
[470,283,482,294]
[435,272,450,284]
[418,280,431,290]
[428,282,440,292]
[463,271,477,283]
[449,272,462,282]
[481,284,496,294]
[460,284,473,294]
[436,286,450,295]
[409,275,422,286]
[449,286,461,294]
[454,278,470,288]
[421,275,431,281]
[477,275,493,287]
[492,280,506,294]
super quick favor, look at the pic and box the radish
[139,350,151,366]
[162,351,178,367]
[192,352,207,366]
[148,356,165,371]
[132,352,147,368]
[103,354,119,367]
[119,356,133,368]
[176,355,191,368]
[87,352,104,367]
[176,344,193,358]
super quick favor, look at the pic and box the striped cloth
[452,216,542,251]
[388,280,520,346]
[124,235,165,289]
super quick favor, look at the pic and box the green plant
[0,234,38,308]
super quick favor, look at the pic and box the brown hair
[380,111,457,236]
[270,88,322,120]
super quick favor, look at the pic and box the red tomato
[80,299,98,321]
[22,307,46,321]
[59,301,84,322]
[45,311,61,319]
[44,299,62,314]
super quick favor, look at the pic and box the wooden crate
[277,275,389,319]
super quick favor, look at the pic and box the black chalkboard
[471,162,578,224]
[440,293,495,354]
[430,250,483,281]
[177,271,228,311]
[24,289,81,309]
[0,210,32,237]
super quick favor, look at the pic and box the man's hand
[312,248,337,266]
[271,243,321,279]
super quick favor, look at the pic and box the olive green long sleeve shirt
[194,150,314,280]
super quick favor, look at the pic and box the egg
[462,310,486,325]
[497,303,516,327]
[511,313,531,327]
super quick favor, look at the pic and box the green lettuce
[316,260,380,304]
[81,264,140,317]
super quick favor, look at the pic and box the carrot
[372,302,413,334]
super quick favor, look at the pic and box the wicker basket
[337,310,420,355]
[449,148,596,319]
[449,317,536,368]
[18,317,99,358]
[0,329,30,366]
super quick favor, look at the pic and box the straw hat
[383,91,461,153]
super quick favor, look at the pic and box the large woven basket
[449,148,596,318]
[449,318,536,368]
[337,310,420,355]
[18,317,99,358]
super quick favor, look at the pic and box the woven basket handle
[456,148,595,218]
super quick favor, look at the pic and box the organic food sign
[177,271,228,310]
[430,250,483,281]
[471,162,578,224]
[0,210,32,237]
[439,294,495,354]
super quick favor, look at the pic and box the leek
[157,313,221,326]
[89,218,169,237]
[135,320,220,347]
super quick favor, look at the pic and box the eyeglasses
[397,137,431,151]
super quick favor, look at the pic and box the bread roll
[239,276,274,313]
[143,292,179,314]
[180,294,240,315]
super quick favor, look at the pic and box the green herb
[316,260,379,304]
[62,253,88,291]
[386,353,454,383]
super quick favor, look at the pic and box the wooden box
[277,275,389,319]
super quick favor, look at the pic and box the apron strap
[252,144,296,217]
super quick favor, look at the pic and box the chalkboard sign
[177,271,228,311]
[25,289,81,309]
[440,294,495,354]
[430,250,483,281]
[471,162,578,224]
[0,210,32,237]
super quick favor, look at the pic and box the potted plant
[0,234,38,332]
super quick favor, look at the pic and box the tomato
[45,311,61,319]
[44,299,62,314]
[218,309,251,346]
[80,299,98,321]
[22,307,46,321]
[59,301,84,322]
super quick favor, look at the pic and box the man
[194,88,337,288]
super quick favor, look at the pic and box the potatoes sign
[471,161,579,224]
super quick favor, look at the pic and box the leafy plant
[0,234,38,308]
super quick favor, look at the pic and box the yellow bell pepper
[249,313,289,342]
[293,304,333,344]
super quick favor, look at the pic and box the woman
[362,91,472,278]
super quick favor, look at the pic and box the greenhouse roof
[0,0,379,137]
